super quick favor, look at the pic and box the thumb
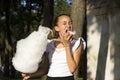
[23,76,30,80]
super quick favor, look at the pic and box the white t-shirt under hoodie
[46,37,86,77]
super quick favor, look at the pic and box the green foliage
[54,0,71,18]
[0,0,44,43]
[77,77,83,80]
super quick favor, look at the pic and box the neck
[54,39,64,48]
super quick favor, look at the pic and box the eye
[69,21,72,25]
[63,21,66,25]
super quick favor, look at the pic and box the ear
[55,26,59,31]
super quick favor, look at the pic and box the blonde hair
[48,27,59,39]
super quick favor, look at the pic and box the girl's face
[55,15,72,37]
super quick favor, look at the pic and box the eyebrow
[62,21,72,23]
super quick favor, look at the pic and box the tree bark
[3,0,15,78]
[71,0,86,80]
[41,0,54,80]
[43,0,54,28]
[71,0,86,38]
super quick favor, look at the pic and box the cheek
[56,25,66,33]
[60,28,65,33]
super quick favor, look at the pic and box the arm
[59,32,83,73]
[22,52,49,80]
[65,39,83,73]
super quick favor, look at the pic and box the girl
[22,14,86,80]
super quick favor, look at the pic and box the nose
[66,22,71,27]
[67,24,72,29]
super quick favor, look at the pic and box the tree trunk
[43,0,54,28]
[3,0,15,78]
[71,0,86,80]
[71,0,86,38]
[41,0,54,80]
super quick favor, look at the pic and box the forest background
[0,0,86,80]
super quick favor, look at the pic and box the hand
[59,32,72,47]
[21,73,30,80]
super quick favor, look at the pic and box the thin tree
[43,0,54,28]
[41,0,54,80]
[3,0,14,77]
[71,0,86,80]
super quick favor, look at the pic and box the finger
[25,76,30,79]
[67,34,72,40]
[23,76,30,80]
[21,73,26,77]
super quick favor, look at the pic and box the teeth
[67,30,76,35]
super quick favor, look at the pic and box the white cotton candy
[12,25,51,73]
[67,30,76,35]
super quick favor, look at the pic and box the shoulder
[46,39,54,52]
[71,37,86,52]
[47,39,54,46]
